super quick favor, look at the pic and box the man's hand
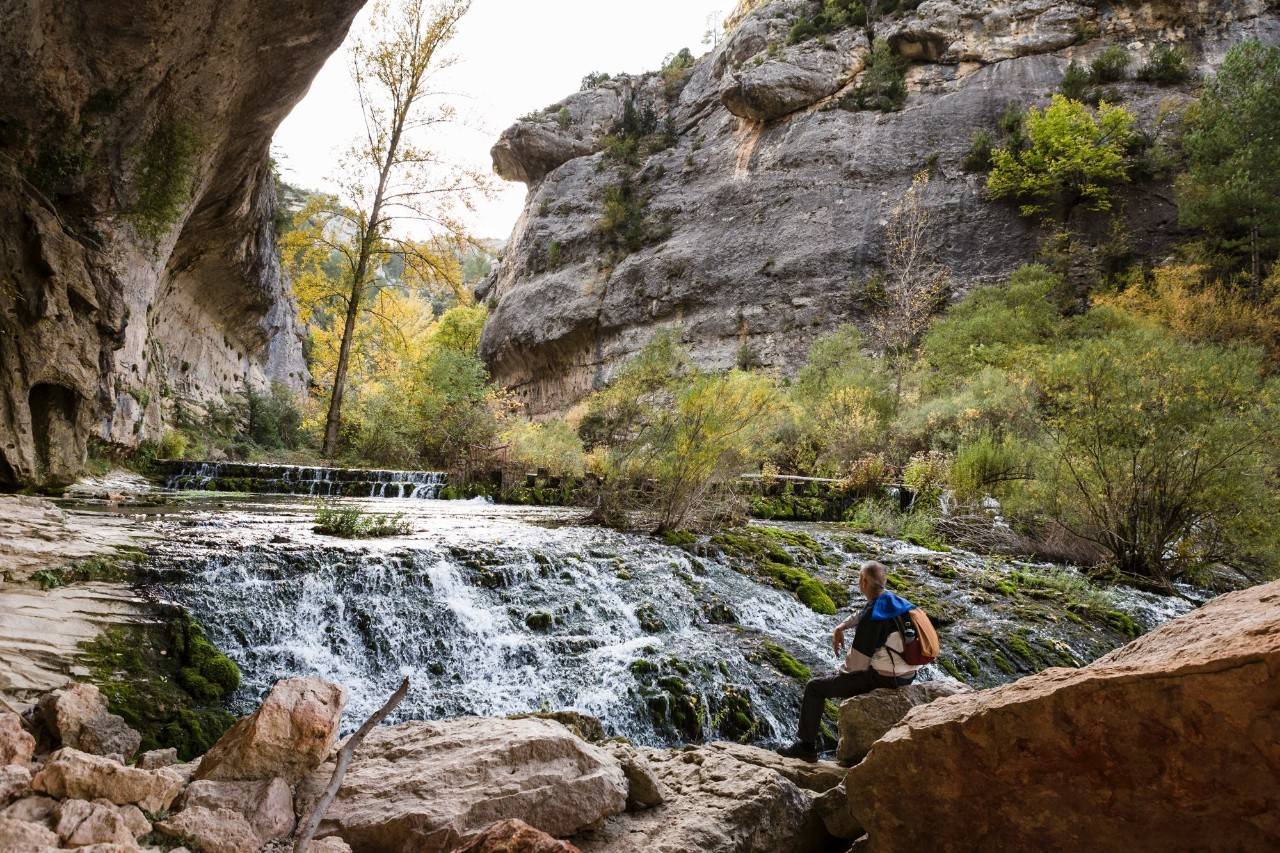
[831,627,845,658]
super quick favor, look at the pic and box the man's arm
[831,610,863,657]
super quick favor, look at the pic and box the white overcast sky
[273,0,728,241]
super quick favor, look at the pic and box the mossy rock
[525,611,554,631]
[761,641,811,680]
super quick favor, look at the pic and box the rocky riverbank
[0,578,1274,852]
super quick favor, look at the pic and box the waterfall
[161,460,446,499]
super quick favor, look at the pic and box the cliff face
[0,0,366,488]
[481,0,1280,415]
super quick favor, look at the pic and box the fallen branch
[294,677,410,853]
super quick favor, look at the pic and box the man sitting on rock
[777,560,920,762]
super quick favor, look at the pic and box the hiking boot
[775,740,818,762]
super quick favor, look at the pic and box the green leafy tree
[1030,326,1280,583]
[1176,40,1280,287]
[987,94,1136,220]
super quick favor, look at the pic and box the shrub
[949,432,1030,502]
[581,71,611,90]
[157,429,190,459]
[849,40,908,112]
[1059,62,1096,102]
[128,116,200,241]
[1089,45,1131,83]
[313,502,411,538]
[244,381,303,450]
[1137,45,1192,84]
[987,95,1137,219]
[962,130,994,172]
[503,418,586,476]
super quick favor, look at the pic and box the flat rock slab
[573,744,830,853]
[846,580,1280,851]
[296,717,628,853]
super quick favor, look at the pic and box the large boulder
[180,777,295,842]
[457,818,582,853]
[0,712,35,767]
[573,744,832,853]
[195,676,346,784]
[846,580,1280,851]
[836,680,970,764]
[31,748,184,813]
[719,35,865,122]
[38,683,141,761]
[295,717,628,853]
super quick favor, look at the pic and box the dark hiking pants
[797,669,916,745]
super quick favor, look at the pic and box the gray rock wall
[0,0,366,488]
[480,0,1280,416]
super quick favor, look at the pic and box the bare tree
[867,170,951,404]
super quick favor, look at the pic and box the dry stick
[294,677,411,853]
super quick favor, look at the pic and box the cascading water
[161,460,446,499]
[135,495,1195,745]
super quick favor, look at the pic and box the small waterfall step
[159,459,446,498]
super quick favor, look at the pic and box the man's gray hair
[860,560,888,596]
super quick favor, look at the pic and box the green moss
[992,654,1015,675]
[128,116,201,241]
[712,526,844,614]
[886,571,911,592]
[1105,610,1140,638]
[1004,633,1042,670]
[661,529,697,548]
[629,658,658,677]
[796,578,837,614]
[80,610,238,760]
[939,657,964,681]
[525,611,553,631]
[762,641,812,680]
[634,603,666,633]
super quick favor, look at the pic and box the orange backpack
[897,608,940,666]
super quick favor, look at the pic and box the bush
[244,381,303,451]
[313,502,412,538]
[962,130,994,172]
[157,429,190,459]
[1059,62,1096,102]
[849,40,908,113]
[503,418,585,476]
[1137,45,1192,84]
[1089,45,1131,83]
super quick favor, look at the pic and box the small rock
[95,799,150,838]
[837,681,969,764]
[55,798,136,847]
[2,794,57,825]
[157,806,260,853]
[0,764,32,805]
[32,748,184,812]
[0,814,60,849]
[136,748,179,770]
[456,818,581,852]
[38,683,142,761]
[814,782,862,840]
[0,712,35,767]
[605,745,665,810]
[507,710,606,743]
[308,838,353,853]
[181,776,294,841]
[703,741,846,792]
[196,676,346,784]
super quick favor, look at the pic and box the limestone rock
[54,798,137,847]
[573,744,830,853]
[309,839,355,853]
[0,815,59,850]
[836,680,969,764]
[0,0,363,490]
[32,748,184,813]
[38,683,141,761]
[0,712,35,766]
[508,711,606,743]
[0,765,32,805]
[602,744,665,810]
[480,0,1279,416]
[846,580,1280,851]
[814,782,862,840]
[136,748,179,770]
[156,806,260,853]
[2,794,56,825]
[702,741,846,792]
[295,717,628,852]
[457,818,582,853]
[181,777,295,841]
[196,677,346,784]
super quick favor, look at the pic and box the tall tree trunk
[322,244,373,456]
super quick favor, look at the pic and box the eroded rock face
[845,579,1280,851]
[195,676,345,785]
[573,743,832,853]
[481,0,1280,415]
[0,0,365,489]
[836,680,969,764]
[295,717,628,853]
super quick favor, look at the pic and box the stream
[90,484,1197,748]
